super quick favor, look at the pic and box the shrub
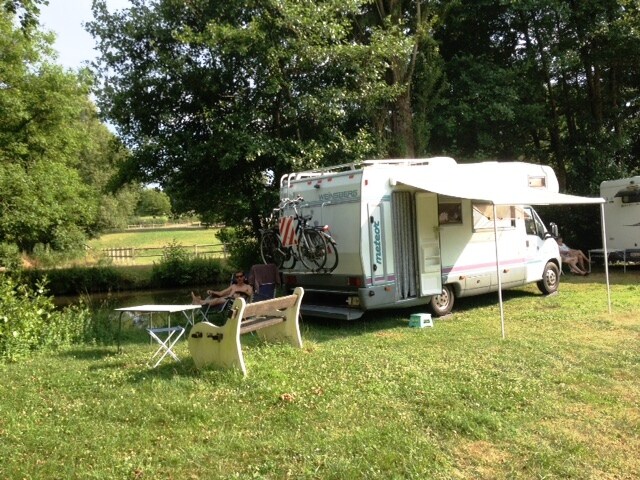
[51,224,87,253]
[217,226,261,271]
[31,242,86,268]
[151,241,226,287]
[0,276,91,362]
[0,242,21,270]
[128,215,170,227]
[18,265,138,296]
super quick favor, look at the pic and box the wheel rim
[545,267,558,289]
[433,290,450,309]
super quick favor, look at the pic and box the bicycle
[260,196,338,272]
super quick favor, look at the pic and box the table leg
[180,310,196,328]
[147,327,185,368]
[117,311,124,353]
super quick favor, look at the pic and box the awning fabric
[391,168,604,205]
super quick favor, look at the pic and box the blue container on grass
[409,313,433,328]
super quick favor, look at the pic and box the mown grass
[84,227,224,266]
[1,272,638,479]
[87,227,221,250]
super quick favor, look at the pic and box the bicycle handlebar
[278,195,304,209]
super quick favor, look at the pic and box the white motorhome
[277,158,565,320]
[600,176,640,259]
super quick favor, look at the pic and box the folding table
[114,305,202,365]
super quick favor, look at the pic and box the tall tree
[88,0,405,233]
[431,0,640,248]
[357,0,445,157]
[3,0,47,31]
[0,5,132,251]
[432,0,640,193]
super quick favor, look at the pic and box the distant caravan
[600,176,640,262]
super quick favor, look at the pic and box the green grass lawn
[1,272,639,479]
[88,227,221,250]
[86,227,224,265]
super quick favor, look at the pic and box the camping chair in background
[200,273,237,322]
[248,263,280,301]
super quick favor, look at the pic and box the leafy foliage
[135,188,172,217]
[151,241,225,287]
[433,0,640,185]
[0,6,138,253]
[19,265,137,295]
[88,0,405,235]
[0,242,21,270]
[216,225,262,271]
[0,275,91,362]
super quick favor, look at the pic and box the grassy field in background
[1,272,638,479]
[88,227,221,250]
[85,227,224,265]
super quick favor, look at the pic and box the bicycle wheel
[260,230,285,268]
[323,236,339,272]
[281,246,296,269]
[298,228,328,271]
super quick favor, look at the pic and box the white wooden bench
[188,287,304,376]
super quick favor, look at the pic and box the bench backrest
[241,293,298,319]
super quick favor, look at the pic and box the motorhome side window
[438,202,463,225]
[523,207,545,236]
[472,203,517,231]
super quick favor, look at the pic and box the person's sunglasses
[235,274,244,279]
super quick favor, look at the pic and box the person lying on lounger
[556,237,590,275]
[191,271,253,306]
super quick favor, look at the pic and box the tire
[430,284,455,316]
[537,261,560,295]
[260,230,285,268]
[281,246,296,270]
[323,236,339,272]
[298,228,328,271]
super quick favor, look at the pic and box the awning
[391,172,604,205]
[390,164,609,339]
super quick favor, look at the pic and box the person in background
[556,237,590,275]
[191,271,253,306]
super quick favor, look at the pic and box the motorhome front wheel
[430,285,455,316]
[537,261,560,295]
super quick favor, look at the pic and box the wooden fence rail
[102,243,227,263]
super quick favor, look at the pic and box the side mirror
[549,222,559,238]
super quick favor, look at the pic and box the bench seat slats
[240,315,284,334]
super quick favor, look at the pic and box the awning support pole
[492,204,506,339]
[600,203,612,314]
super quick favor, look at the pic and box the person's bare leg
[191,292,204,305]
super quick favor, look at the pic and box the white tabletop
[115,304,202,313]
